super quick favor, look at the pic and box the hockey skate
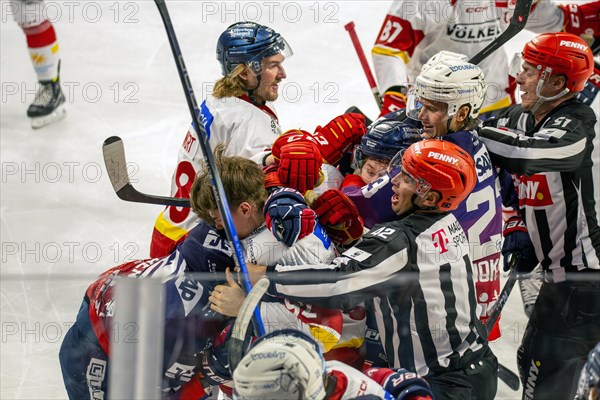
[27,80,66,129]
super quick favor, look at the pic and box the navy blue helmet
[354,118,422,168]
[216,21,292,76]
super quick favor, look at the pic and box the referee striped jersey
[480,99,600,281]
[267,211,487,376]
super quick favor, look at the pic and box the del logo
[516,175,553,207]
[432,228,449,253]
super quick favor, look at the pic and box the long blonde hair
[212,64,249,99]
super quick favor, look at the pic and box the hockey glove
[378,86,408,118]
[278,141,322,194]
[311,189,364,244]
[263,164,283,193]
[560,1,599,40]
[312,113,367,166]
[264,188,317,247]
[502,216,538,273]
[364,367,433,400]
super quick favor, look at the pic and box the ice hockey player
[372,0,600,117]
[58,220,235,399]
[479,32,599,399]
[232,329,434,400]
[150,20,366,258]
[11,0,66,128]
[340,118,421,230]
[245,139,499,399]
[188,145,367,395]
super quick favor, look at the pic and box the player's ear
[455,104,471,123]
[238,201,253,216]
[422,190,441,208]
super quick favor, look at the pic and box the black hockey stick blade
[469,0,533,65]
[228,277,270,374]
[499,363,521,391]
[102,136,190,208]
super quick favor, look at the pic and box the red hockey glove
[264,188,317,247]
[270,129,313,161]
[312,113,367,166]
[560,1,600,39]
[277,140,323,194]
[378,86,408,118]
[263,164,283,192]
[177,374,210,400]
[364,367,433,400]
[502,216,538,273]
[311,189,364,244]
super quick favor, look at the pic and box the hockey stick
[485,253,522,391]
[469,0,533,65]
[153,0,264,335]
[228,277,270,372]
[345,21,383,109]
[103,136,191,208]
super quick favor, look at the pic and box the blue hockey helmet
[216,21,293,76]
[354,119,422,168]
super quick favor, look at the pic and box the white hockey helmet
[232,329,327,400]
[407,51,487,119]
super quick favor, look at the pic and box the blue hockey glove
[364,367,433,400]
[264,188,317,247]
[502,216,538,273]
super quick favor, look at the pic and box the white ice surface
[1,1,535,398]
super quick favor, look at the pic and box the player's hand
[311,189,364,244]
[364,367,433,400]
[209,268,246,317]
[244,263,267,285]
[263,164,283,193]
[378,86,408,118]
[560,1,599,40]
[312,113,367,165]
[264,188,317,247]
[272,130,323,193]
[502,216,538,273]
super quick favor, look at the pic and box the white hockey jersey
[150,95,281,258]
[244,224,366,355]
[372,0,564,111]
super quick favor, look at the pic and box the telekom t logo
[432,229,449,254]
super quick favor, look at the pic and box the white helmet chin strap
[531,66,570,114]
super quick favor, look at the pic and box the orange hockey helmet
[523,32,593,93]
[393,139,476,212]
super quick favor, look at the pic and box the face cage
[509,53,570,102]
[388,149,433,198]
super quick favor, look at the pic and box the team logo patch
[343,247,372,262]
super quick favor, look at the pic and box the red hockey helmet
[396,139,476,211]
[523,32,593,93]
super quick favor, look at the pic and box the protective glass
[405,89,423,121]
[388,150,432,198]
[246,37,293,74]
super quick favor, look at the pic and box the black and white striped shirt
[267,211,486,376]
[480,99,600,281]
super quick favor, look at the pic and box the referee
[247,140,498,400]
